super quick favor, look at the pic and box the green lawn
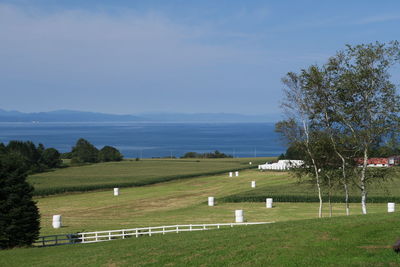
[3,165,400,266]
[29,158,272,196]
[36,169,389,236]
[2,213,400,266]
[222,168,400,203]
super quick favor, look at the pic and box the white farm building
[258,160,304,170]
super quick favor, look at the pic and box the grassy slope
[222,169,400,203]
[36,169,387,236]
[29,158,272,195]
[2,213,400,266]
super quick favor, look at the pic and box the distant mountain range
[0,109,280,123]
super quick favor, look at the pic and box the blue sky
[1,0,399,115]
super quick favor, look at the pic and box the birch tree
[324,41,400,214]
[277,72,324,218]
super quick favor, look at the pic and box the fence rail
[34,234,81,247]
[35,222,273,247]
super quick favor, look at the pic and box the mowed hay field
[3,161,400,266]
[2,213,400,266]
[29,157,273,195]
[37,169,389,236]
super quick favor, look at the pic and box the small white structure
[229,172,233,177]
[235,171,239,177]
[258,160,304,171]
[388,202,395,213]
[266,198,273,208]
[114,188,119,196]
[251,181,256,188]
[235,210,244,223]
[249,162,252,165]
[208,197,215,206]
[52,215,62,229]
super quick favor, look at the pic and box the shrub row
[220,194,400,203]
[33,166,255,197]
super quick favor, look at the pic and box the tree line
[63,138,123,164]
[276,41,400,217]
[181,150,233,158]
[0,138,123,175]
[0,138,123,249]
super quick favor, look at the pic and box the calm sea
[0,122,285,158]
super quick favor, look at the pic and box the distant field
[35,169,388,236]
[222,168,400,203]
[29,157,273,196]
[2,213,400,266]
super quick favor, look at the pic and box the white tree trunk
[360,148,368,214]
[344,183,350,216]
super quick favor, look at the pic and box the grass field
[36,169,390,236]
[29,158,272,196]
[222,168,400,203]
[1,213,400,266]
[3,162,400,266]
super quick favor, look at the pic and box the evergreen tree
[0,153,40,249]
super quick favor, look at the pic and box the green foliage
[0,153,40,249]
[98,146,123,162]
[181,150,233,158]
[40,148,62,169]
[278,143,307,160]
[71,138,99,164]
[61,152,73,159]
[3,141,62,173]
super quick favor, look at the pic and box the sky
[1,0,399,115]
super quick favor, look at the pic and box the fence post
[176,226,179,233]
[135,229,138,238]
[108,232,111,240]
[81,233,85,243]
[95,233,98,242]
[163,227,165,235]
[122,230,125,239]
[149,228,152,237]
[55,235,58,245]
[217,224,220,229]
[190,224,192,231]
[42,236,45,247]
[203,225,206,230]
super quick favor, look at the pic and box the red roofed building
[355,156,400,167]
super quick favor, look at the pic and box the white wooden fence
[36,222,273,247]
[78,222,273,244]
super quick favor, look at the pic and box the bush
[98,146,123,162]
[71,138,99,163]
[181,150,232,159]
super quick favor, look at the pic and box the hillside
[1,213,399,266]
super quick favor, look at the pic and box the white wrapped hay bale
[388,202,395,213]
[266,198,273,208]
[52,215,62,229]
[114,188,119,196]
[235,171,239,177]
[251,181,256,188]
[229,172,233,177]
[208,197,215,206]
[235,210,244,223]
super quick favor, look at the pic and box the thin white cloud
[0,4,286,114]
[355,14,400,25]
